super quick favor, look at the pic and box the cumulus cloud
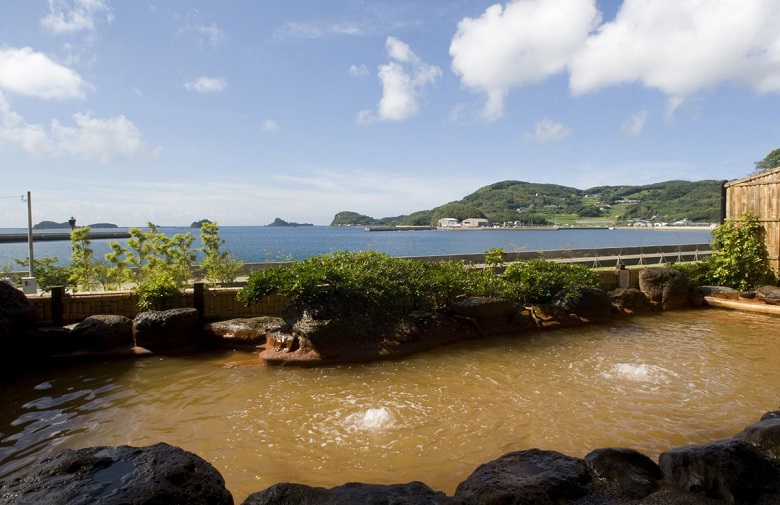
[184,76,227,93]
[569,0,780,102]
[450,0,600,122]
[195,23,226,47]
[0,47,85,100]
[524,118,571,143]
[358,37,442,124]
[621,110,648,138]
[40,0,113,35]
[0,93,148,163]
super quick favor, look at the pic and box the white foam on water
[345,407,394,431]
[606,363,679,384]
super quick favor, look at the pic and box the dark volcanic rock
[734,415,780,463]
[204,316,286,349]
[0,280,36,340]
[449,297,534,336]
[133,308,199,351]
[0,442,233,505]
[638,267,688,310]
[70,315,133,351]
[609,287,651,314]
[242,481,449,505]
[260,288,483,365]
[453,449,590,505]
[659,438,778,503]
[585,447,662,499]
[553,286,612,323]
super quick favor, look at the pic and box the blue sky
[1,0,778,226]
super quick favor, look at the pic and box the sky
[1,0,779,227]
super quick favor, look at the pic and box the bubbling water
[345,408,394,432]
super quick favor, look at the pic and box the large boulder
[453,449,590,505]
[0,442,233,505]
[203,316,286,349]
[609,288,651,314]
[449,297,534,336]
[584,447,662,499]
[133,308,199,351]
[70,315,133,352]
[242,481,449,505]
[757,285,780,305]
[733,415,780,463]
[553,286,612,324]
[658,438,778,503]
[638,267,688,310]
[0,280,36,341]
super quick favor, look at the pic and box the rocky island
[266,217,314,227]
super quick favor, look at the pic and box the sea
[0,226,714,269]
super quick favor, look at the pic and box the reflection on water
[1,309,778,500]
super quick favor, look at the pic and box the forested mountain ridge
[330,179,723,227]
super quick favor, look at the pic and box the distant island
[33,221,118,230]
[267,217,313,227]
[191,219,213,229]
[331,179,724,228]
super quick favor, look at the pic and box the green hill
[330,179,723,227]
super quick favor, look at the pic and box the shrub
[238,250,504,312]
[136,272,180,311]
[503,258,600,304]
[701,212,777,290]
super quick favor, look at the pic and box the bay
[0,226,713,268]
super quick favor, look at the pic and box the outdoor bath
[1,308,778,501]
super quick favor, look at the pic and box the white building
[437,218,459,228]
[462,218,490,228]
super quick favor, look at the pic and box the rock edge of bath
[2,411,779,504]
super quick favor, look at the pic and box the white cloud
[274,21,362,40]
[359,37,441,123]
[621,110,648,138]
[348,64,369,77]
[569,0,780,102]
[262,120,279,132]
[0,93,148,163]
[184,76,228,93]
[525,118,571,143]
[0,47,85,100]
[40,0,113,35]
[195,23,226,47]
[450,0,601,122]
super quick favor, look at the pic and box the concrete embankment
[0,230,131,243]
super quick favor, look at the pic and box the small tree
[754,148,780,174]
[199,221,243,286]
[69,226,100,291]
[703,211,776,290]
[14,257,71,293]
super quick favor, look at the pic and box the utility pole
[21,191,37,294]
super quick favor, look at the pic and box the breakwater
[0,230,130,243]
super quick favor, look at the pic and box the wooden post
[193,282,205,323]
[51,286,64,326]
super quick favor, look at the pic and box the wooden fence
[724,167,780,273]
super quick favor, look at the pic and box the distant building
[437,218,459,228]
[462,218,490,228]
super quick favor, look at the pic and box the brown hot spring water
[0,308,778,500]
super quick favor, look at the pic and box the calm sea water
[0,226,713,268]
